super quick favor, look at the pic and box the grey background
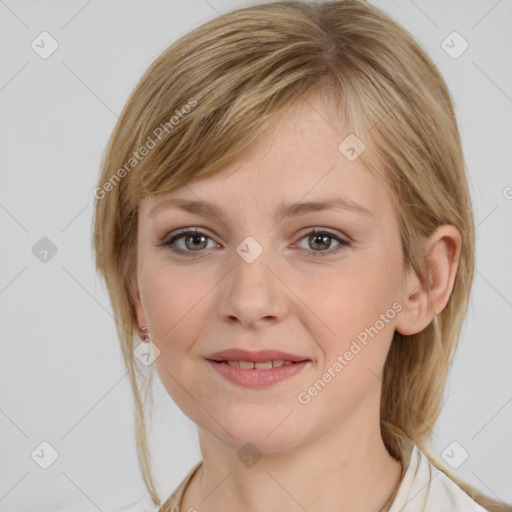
[0,0,511,510]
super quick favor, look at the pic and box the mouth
[207,359,306,369]
[206,348,310,366]
[205,348,311,388]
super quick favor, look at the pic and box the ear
[395,224,462,336]
[130,275,148,332]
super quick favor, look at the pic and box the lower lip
[207,360,310,388]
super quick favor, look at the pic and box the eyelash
[160,228,350,258]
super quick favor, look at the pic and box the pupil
[187,234,206,250]
[311,234,330,250]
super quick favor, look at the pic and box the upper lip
[207,348,309,363]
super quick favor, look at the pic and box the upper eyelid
[163,227,216,242]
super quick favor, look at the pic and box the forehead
[142,94,391,220]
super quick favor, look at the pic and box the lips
[207,348,309,364]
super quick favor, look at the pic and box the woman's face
[133,95,409,453]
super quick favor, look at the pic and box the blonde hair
[92,1,511,510]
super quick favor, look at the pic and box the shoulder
[110,489,181,512]
[108,499,159,512]
[427,463,491,511]
[111,460,202,512]
[158,460,203,512]
[110,494,161,512]
[389,443,491,512]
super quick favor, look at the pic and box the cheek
[141,267,208,417]
[139,265,208,357]
[307,260,399,368]
[298,275,398,418]
[139,262,225,403]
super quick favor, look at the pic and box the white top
[111,439,493,512]
[388,441,489,511]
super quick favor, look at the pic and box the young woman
[92,1,511,511]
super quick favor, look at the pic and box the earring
[139,326,150,342]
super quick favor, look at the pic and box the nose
[217,245,289,328]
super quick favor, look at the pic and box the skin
[132,93,461,512]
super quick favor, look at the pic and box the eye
[162,228,218,256]
[160,227,350,258]
[295,229,350,257]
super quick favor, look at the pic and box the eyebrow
[148,196,374,222]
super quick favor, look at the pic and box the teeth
[224,360,296,369]
[254,361,272,369]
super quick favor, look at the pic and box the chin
[205,412,305,455]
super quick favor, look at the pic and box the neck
[182,412,403,512]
